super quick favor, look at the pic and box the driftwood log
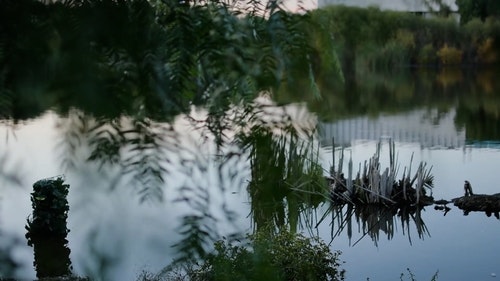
[452,193,500,214]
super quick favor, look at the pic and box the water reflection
[0,98,327,279]
[315,95,500,280]
[319,108,465,148]
[2,62,500,280]
[317,138,500,281]
[3,103,499,279]
[1,109,251,280]
[2,2,500,279]
[244,125,328,233]
[282,66,500,126]
[324,204,430,247]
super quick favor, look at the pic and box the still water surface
[319,136,500,280]
[2,68,500,280]
[312,67,500,280]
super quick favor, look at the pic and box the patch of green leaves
[25,176,70,242]
[189,229,345,281]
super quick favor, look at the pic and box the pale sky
[282,0,318,12]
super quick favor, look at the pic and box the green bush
[372,40,410,69]
[437,44,463,65]
[359,29,416,69]
[395,29,416,49]
[190,229,345,281]
[25,176,70,241]
[417,43,437,65]
[425,18,462,47]
[477,38,499,63]
[484,17,500,35]
[484,17,500,49]
[464,18,486,43]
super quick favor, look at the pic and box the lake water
[318,116,500,281]
[312,67,500,281]
[1,67,500,280]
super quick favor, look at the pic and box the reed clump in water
[327,139,434,206]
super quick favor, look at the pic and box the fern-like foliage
[0,0,335,196]
[0,0,341,119]
[1,0,342,276]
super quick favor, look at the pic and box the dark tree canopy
[456,0,500,23]
[0,0,336,123]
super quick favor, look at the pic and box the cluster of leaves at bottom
[190,229,345,281]
[25,177,70,241]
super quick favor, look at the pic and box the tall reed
[329,139,434,205]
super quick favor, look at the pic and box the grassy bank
[310,5,500,72]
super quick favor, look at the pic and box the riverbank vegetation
[310,5,500,73]
[272,6,500,125]
[0,0,340,122]
[151,229,345,281]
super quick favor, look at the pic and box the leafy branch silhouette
[0,0,341,276]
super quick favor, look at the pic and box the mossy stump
[25,176,72,279]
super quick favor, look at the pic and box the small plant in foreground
[189,229,345,281]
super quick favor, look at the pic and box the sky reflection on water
[0,111,252,280]
[1,105,500,280]
[318,108,500,281]
[319,140,500,281]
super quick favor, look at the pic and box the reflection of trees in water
[324,204,430,247]
[288,67,500,123]
[235,100,326,234]
[245,135,433,246]
[50,98,322,274]
[321,140,432,246]
[246,182,431,246]
[55,110,248,266]
[455,101,500,141]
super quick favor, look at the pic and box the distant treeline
[310,5,500,72]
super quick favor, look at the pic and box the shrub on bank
[477,38,499,64]
[310,6,500,69]
[417,43,438,65]
[190,229,345,281]
[368,39,411,69]
[367,29,416,69]
[436,44,463,65]
[150,229,346,281]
